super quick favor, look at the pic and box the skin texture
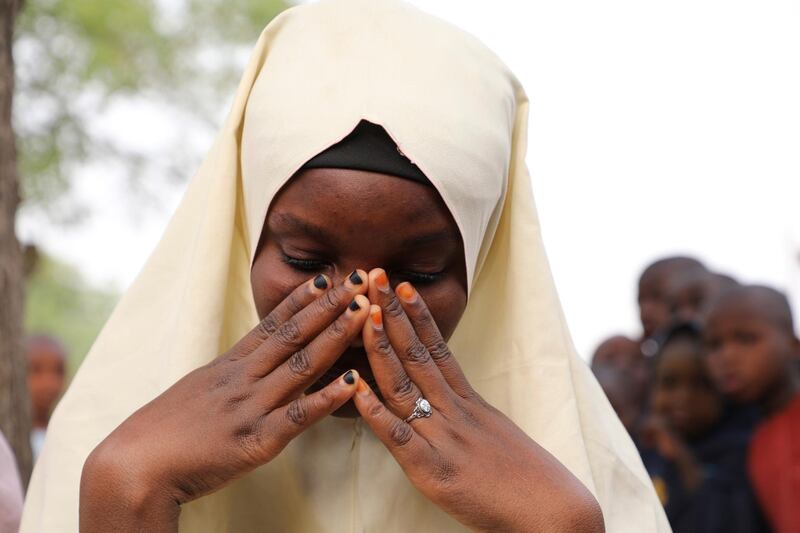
[703,286,800,414]
[26,335,66,429]
[638,257,706,338]
[80,169,604,532]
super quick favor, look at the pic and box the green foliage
[24,252,118,376]
[14,0,289,218]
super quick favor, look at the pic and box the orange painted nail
[397,283,416,302]
[375,271,389,291]
[356,379,370,395]
[370,307,383,329]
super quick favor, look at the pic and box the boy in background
[667,270,739,325]
[705,285,800,533]
[641,323,767,533]
[637,256,706,355]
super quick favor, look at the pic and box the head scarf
[21,1,670,531]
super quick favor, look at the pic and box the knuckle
[389,421,414,447]
[257,315,281,339]
[223,391,252,412]
[428,340,452,362]
[286,399,309,427]
[325,318,348,342]
[383,296,405,319]
[392,374,415,400]
[403,341,430,364]
[318,288,341,313]
[232,418,263,459]
[274,319,302,347]
[414,309,436,329]
[367,401,386,419]
[373,336,394,356]
[287,349,312,378]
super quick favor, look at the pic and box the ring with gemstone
[404,397,433,423]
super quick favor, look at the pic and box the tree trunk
[0,0,32,488]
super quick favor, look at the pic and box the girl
[21,1,668,531]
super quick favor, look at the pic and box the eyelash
[281,254,444,284]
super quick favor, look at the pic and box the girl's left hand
[353,269,604,533]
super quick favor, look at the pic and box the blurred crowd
[592,256,799,533]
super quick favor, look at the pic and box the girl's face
[652,339,722,438]
[251,167,468,397]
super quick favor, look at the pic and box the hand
[80,272,370,532]
[352,269,604,533]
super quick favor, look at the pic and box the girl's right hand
[79,272,370,532]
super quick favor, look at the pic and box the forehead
[268,168,461,238]
[705,296,782,331]
[658,340,703,372]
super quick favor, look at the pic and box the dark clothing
[641,407,771,533]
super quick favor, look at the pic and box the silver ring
[404,397,433,423]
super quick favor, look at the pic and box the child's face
[251,168,468,396]
[27,343,66,424]
[652,339,722,438]
[668,276,711,325]
[638,272,672,338]
[704,299,797,403]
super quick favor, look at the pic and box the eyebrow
[269,212,460,249]
[401,230,460,248]
[269,212,336,243]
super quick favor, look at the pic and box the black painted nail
[313,274,328,289]
[348,299,361,312]
[349,271,363,285]
[344,370,355,385]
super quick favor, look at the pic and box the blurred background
[1,0,798,527]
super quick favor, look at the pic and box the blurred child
[591,335,650,434]
[705,285,800,533]
[641,323,768,533]
[638,256,707,356]
[593,364,642,434]
[26,335,67,459]
[667,270,739,325]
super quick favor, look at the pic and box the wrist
[80,442,180,532]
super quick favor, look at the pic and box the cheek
[418,281,467,341]
[251,244,314,319]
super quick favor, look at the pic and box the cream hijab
[21,1,671,531]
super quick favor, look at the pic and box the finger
[247,269,368,376]
[362,304,424,418]
[229,274,331,359]
[393,281,473,398]
[352,377,431,470]
[261,295,370,402]
[261,369,359,454]
[367,268,449,399]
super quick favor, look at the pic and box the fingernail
[349,270,363,285]
[375,271,389,292]
[370,306,383,330]
[348,299,361,312]
[343,370,356,385]
[397,283,417,303]
[313,274,328,290]
[356,379,370,395]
